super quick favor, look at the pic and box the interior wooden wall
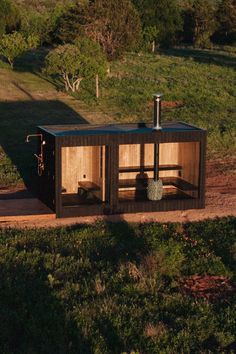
[159,143,179,178]
[61,142,199,198]
[61,146,105,199]
[119,143,180,180]
[178,142,200,196]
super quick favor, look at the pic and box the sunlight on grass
[0,47,235,187]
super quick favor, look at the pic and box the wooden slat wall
[178,142,200,197]
[119,143,180,181]
[61,146,104,200]
[159,143,179,178]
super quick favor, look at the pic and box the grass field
[0,47,236,353]
[80,47,236,155]
[0,47,236,190]
[0,217,236,353]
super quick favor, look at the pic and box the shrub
[44,38,107,93]
[0,31,39,68]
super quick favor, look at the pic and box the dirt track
[0,158,235,228]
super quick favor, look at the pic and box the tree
[141,25,159,52]
[55,0,141,59]
[44,38,107,93]
[183,0,218,47]
[18,2,72,45]
[194,0,218,47]
[0,0,21,37]
[54,2,86,43]
[0,32,39,68]
[133,0,183,48]
[214,0,236,44]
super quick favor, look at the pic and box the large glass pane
[61,145,106,207]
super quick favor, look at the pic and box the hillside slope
[0,47,235,191]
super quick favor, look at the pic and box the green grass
[0,217,236,353]
[0,46,235,188]
[80,49,236,157]
[0,61,87,189]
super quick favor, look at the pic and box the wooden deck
[0,198,55,222]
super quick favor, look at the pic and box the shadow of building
[0,99,88,194]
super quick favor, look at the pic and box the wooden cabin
[36,121,206,218]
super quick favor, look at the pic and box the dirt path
[0,158,235,228]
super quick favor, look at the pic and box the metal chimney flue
[153,93,163,130]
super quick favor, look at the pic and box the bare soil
[147,100,185,109]
[180,275,236,301]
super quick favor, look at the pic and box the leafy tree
[133,0,183,48]
[14,0,76,13]
[0,0,21,37]
[142,25,159,52]
[44,38,107,92]
[194,0,218,47]
[53,1,86,43]
[55,0,141,59]
[214,0,236,44]
[18,2,72,45]
[0,32,39,68]
[183,0,218,47]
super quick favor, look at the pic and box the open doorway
[61,145,107,207]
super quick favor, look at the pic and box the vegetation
[55,0,141,59]
[0,32,39,67]
[81,50,236,157]
[0,217,236,353]
[19,6,64,45]
[0,0,20,37]
[215,0,236,44]
[0,47,235,187]
[134,0,183,48]
[44,38,107,92]
[1,0,235,51]
[191,0,218,47]
[0,2,235,352]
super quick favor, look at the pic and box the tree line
[1,0,235,54]
[0,0,235,94]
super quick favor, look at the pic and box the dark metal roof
[38,122,204,137]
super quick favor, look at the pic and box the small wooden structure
[36,121,206,218]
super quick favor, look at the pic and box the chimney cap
[153,93,163,99]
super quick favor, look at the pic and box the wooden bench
[118,177,198,192]
[78,181,100,199]
[119,164,182,173]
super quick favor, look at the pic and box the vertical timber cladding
[37,128,56,211]
[199,131,207,208]
[37,123,206,217]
